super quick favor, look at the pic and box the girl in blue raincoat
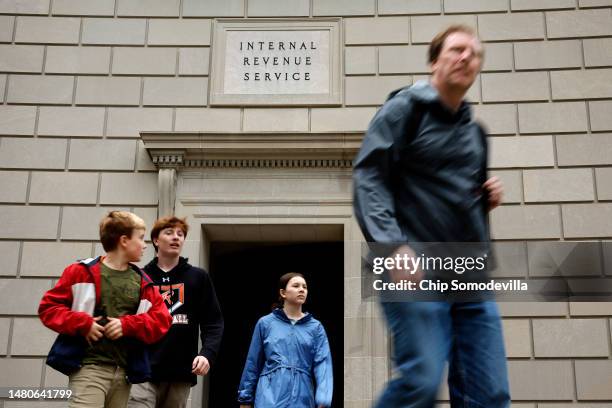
[237,272,333,408]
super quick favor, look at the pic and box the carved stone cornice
[140,132,363,169]
[183,158,353,168]
[150,150,185,169]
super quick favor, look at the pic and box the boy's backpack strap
[78,256,100,267]
[129,263,154,286]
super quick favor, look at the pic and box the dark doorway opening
[208,241,344,408]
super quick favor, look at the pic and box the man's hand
[389,245,424,284]
[86,316,105,345]
[103,317,123,340]
[483,176,503,211]
[192,356,210,376]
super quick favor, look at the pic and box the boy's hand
[104,317,123,340]
[192,356,210,376]
[86,316,105,345]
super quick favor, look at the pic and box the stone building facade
[1,0,612,407]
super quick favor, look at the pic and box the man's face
[431,31,483,91]
[154,226,185,257]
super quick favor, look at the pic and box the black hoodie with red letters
[144,256,224,385]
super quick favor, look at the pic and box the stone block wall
[1,0,611,407]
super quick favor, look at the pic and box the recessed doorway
[205,225,344,408]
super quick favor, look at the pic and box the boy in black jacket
[127,217,224,408]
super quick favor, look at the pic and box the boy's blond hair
[99,211,146,252]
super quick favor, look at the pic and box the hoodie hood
[145,256,190,276]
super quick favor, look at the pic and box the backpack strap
[78,256,100,267]
[474,120,489,188]
[396,96,424,153]
[390,100,424,182]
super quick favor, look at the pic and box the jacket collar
[272,308,312,324]
[83,256,153,285]
[392,80,473,124]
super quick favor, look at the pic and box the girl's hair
[272,272,305,310]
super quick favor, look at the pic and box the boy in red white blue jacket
[39,211,172,408]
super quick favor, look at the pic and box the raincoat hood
[272,308,313,324]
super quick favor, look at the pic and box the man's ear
[430,60,438,74]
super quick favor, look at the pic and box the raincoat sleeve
[352,95,415,243]
[237,319,266,404]
[313,323,333,407]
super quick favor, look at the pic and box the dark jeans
[374,301,511,408]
